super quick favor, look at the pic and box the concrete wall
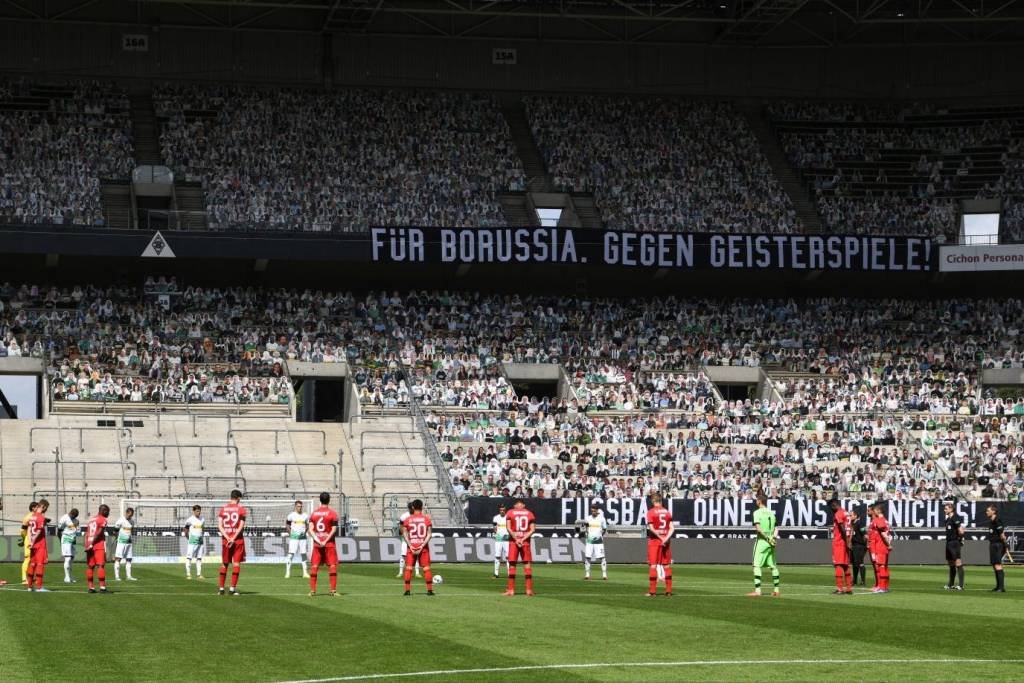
[0,358,43,375]
[702,366,761,385]
[983,368,1024,385]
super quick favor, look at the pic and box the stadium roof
[3,0,1024,47]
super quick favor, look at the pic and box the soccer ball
[432,575,443,585]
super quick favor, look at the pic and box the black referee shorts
[850,543,867,565]
[945,542,962,562]
[990,542,1006,565]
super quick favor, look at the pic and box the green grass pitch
[1,562,1022,682]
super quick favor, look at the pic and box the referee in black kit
[986,504,1007,593]
[849,507,869,586]
[942,502,965,591]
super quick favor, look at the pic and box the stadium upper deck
[3,77,1023,240]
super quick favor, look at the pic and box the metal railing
[381,492,455,530]
[227,429,327,455]
[370,463,433,491]
[348,413,416,438]
[235,461,339,489]
[29,426,133,453]
[130,475,247,498]
[31,459,137,488]
[400,361,468,525]
[358,430,422,471]
[128,443,240,471]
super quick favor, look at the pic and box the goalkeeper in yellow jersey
[748,494,780,597]
[19,501,40,585]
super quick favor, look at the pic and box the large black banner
[371,228,935,271]
[467,497,1024,529]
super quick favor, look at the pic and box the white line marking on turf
[275,659,1024,682]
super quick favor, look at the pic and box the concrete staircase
[100,182,133,229]
[742,106,823,233]
[499,193,538,227]
[499,96,551,193]
[172,182,208,230]
[346,416,461,535]
[129,92,163,166]
[570,194,604,229]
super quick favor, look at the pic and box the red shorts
[647,538,672,566]
[86,545,106,567]
[870,548,889,565]
[221,539,246,564]
[508,539,533,563]
[311,543,338,567]
[30,544,48,567]
[832,542,850,565]
[404,546,431,569]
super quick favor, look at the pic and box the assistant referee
[942,502,965,591]
[985,504,1007,593]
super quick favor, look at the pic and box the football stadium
[3,1,1024,681]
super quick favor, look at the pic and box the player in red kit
[25,499,50,592]
[217,489,247,596]
[309,492,341,597]
[503,498,536,596]
[829,499,853,594]
[84,504,110,593]
[868,502,892,593]
[401,499,434,596]
[645,492,675,596]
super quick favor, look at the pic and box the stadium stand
[154,84,526,231]
[525,95,799,233]
[769,101,1024,240]
[0,79,134,227]
[3,279,1021,515]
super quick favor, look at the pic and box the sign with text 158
[492,47,517,65]
[122,34,149,52]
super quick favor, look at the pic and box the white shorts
[585,543,606,560]
[400,541,408,557]
[494,540,509,560]
[115,542,133,560]
[287,538,308,556]
[185,542,205,560]
[61,542,76,558]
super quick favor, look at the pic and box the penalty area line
[275,658,1024,682]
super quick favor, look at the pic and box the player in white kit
[284,501,310,579]
[113,507,137,581]
[493,503,510,578]
[397,501,420,578]
[583,503,608,580]
[183,505,206,579]
[57,508,81,583]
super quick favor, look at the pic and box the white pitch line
[275,658,1024,683]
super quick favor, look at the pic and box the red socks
[525,570,533,593]
[844,567,852,589]
[834,565,845,589]
[86,567,94,588]
[329,570,337,592]
[649,568,657,593]
[423,568,433,592]
[507,564,517,592]
[403,568,411,591]
[219,566,227,589]
[230,566,240,588]
[664,568,673,593]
